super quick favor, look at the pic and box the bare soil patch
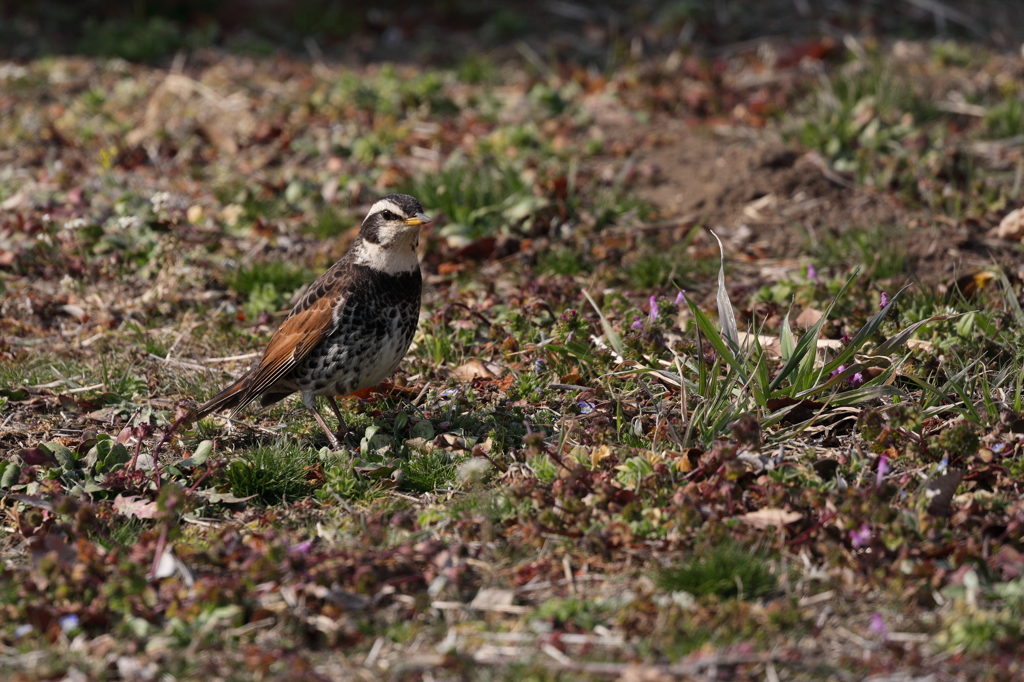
[601,114,1017,284]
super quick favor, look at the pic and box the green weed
[401,448,459,493]
[658,541,776,600]
[225,443,319,505]
[984,98,1024,139]
[807,225,907,279]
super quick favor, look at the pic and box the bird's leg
[308,404,342,450]
[325,396,348,443]
[303,392,342,450]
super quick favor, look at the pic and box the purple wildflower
[868,612,888,641]
[830,364,846,379]
[849,372,864,387]
[876,454,889,488]
[565,331,574,344]
[289,539,313,555]
[879,291,889,309]
[674,290,686,305]
[806,262,819,283]
[631,315,644,330]
[648,296,659,323]
[840,334,852,345]
[850,523,871,549]
[578,401,595,415]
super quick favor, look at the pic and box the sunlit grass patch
[228,260,314,317]
[401,448,459,494]
[402,154,531,242]
[225,442,320,505]
[92,516,148,552]
[536,247,591,277]
[658,541,777,600]
[806,224,907,279]
[983,97,1024,140]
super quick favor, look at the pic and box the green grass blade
[821,284,912,375]
[687,298,747,383]
[769,270,859,392]
[711,231,740,350]
[582,289,623,357]
[780,310,795,362]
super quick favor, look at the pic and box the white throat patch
[352,235,420,274]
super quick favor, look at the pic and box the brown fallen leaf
[795,307,824,327]
[765,397,827,424]
[470,587,515,610]
[452,359,500,381]
[28,531,78,569]
[996,207,1024,240]
[738,508,803,528]
[736,332,782,357]
[113,494,161,520]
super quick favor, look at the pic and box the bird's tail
[195,372,253,420]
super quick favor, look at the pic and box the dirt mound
[604,115,1012,283]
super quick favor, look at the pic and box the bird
[195,193,430,449]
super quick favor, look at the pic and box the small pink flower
[631,316,643,330]
[649,296,659,323]
[674,290,686,305]
[879,291,889,309]
[876,454,889,488]
[850,523,871,549]
[830,364,846,378]
[849,372,864,387]
[806,263,819,283]
[868,612,888,641]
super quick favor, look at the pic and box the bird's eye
[381,210,399,221]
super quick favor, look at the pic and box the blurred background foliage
[2,0,1023,65]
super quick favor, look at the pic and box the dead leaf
[738,508,803,528]
[113,494,161,519]
[470,587,515,610]
[591,444,612,469]
[59,304,87,322]
[452,359,499,381]
[926,470,963,517]
[17,447,59,467]
[28,532,78,569]
[617,665,675,682]
[765,397,827,424]
[951,270,996,299]
[795,308,824,327]
[996,208,1024,240]
[736,332,782,357]
[306,584,370,610]
[560,370,582,385]
[126,73,256,156]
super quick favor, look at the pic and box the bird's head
[359,194,431,248]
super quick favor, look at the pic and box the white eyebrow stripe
[366,199,405,219]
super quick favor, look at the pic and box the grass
[806,224,907,279]
[658,541,777,600]
[6,30,1024,682]
[224,442,320,505]
[401,154,531,242]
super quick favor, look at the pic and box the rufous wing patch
[233,293,340,411]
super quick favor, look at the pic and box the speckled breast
[289,266,422,396]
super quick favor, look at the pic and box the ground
[4,6,1024,681]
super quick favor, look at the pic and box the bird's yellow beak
[404,212,431,226]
